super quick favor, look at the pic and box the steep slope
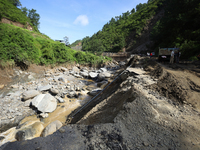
[0,23,110,68]
[0,0,34,30]
[81,0,165,54]
[80,0,200,60]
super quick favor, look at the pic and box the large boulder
[15,122,44,141]
[42,120,62,137]
[32,94,57,113]
[22,90,40,101]
[80,71,88,78]
[98,72,111,81]
[89,72,98,79]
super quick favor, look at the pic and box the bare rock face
[22,90,40,101]
[32,94,57,113]
[42,120,62,137]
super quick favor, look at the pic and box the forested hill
[0,0,110,69]
[76,0,200,60]
[0,0,40,31]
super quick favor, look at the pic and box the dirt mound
[145,60,200,111]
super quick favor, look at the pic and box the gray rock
[100,68,107,72]
[88,88,102,96]
[45,74,51,77]
[98,72,111,81]
[73,74,83,78]
[15,122,44,141]
[97,80,108,88]
[28,75,34,80]
[81,69,88,73]
[24,99,32,107]
[80,71,88,78]
[22,90,40,100]
[42,120,62,137]
[60,67,68,72]
[67,91,76,98]
[50,88,59,95]
[58,77,67,83]
[37,85,52,92]
[89,72,98,79]
[119,61,126,66]
[55,96,65,103]
[11,85,19,89]
[12,90,23,97]
[32,94,57,113]
[39,112,49,118]
[72,66,80,73]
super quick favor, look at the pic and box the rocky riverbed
[1,57,200,150]
[0,61,122,147]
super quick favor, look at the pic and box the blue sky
[20,0,147,44]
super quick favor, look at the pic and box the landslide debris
[2,58,200,150]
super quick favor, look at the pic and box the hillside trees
[151,0,200,59]
[8,0,21,7]
[28,9,40,29]
[81,0,164,54]
[0,0,40,31]
[20,7,40,30]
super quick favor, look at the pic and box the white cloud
[73,15,89,26]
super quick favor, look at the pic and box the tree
[63,36,70,45]
[148,0,154,3]
[21,7,28,16]
[131,8,135,14]
[136,3,147,12]
[8,0,21,7]
[28,9,40,29]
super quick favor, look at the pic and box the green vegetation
[0,0,110,68]
[81,0,200,59]
[81,0,164,54]
[0,23,111,68]
[70,39,82,47]
[0,0,40,31]
[150,0,200,59]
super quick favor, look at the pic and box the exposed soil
[1,58,200,150]
[144,60,200,111]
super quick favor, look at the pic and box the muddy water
[0,86,93,147]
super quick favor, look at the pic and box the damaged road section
[2,59,200,150]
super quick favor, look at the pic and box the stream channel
[0,66,114,147]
